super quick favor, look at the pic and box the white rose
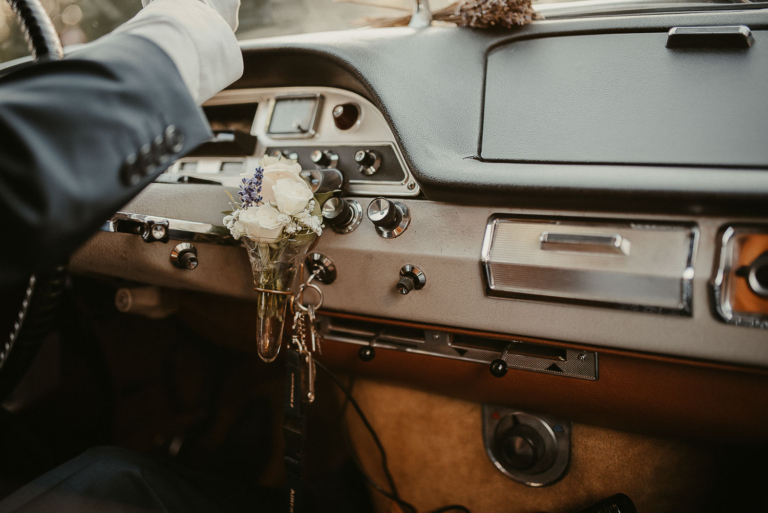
[273,178,314,216]
[238,205,286,242]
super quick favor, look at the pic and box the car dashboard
[71,8,768,446]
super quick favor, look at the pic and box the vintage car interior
[1,0,768,511]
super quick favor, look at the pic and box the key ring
[294,282,324,313]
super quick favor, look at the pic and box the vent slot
[319,315,597,381]
[451,335,566,361]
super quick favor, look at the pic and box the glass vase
[244,235,317,362]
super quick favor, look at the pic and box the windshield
[0,0,758,64]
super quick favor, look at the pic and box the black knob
[367,197,400,230]
[322,197,354,227]
[499,425,544,471]
[490,359,508,378]
[358,346,376,362]
[179,251,198,270]
[332,103,360,130]
[311,150,338,168]
[355,150,381,175]
[397,275,415,295]
[354,150,373,166]
[397,265,426,295]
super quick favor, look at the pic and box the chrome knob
[367,197,400,230]
[355,150,380,175]
[367,197,411,239]
[301,168,344,193]
[322,197,363,234]
[271,149,298,162]
[310,149,338,168]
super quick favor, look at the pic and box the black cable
[315,359,471,513]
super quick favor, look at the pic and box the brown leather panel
[346,379,726,513]
[322,338,768,445]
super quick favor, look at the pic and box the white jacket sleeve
[113,0,243,104]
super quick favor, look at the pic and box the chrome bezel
[265,93,322,139]
[481,214,698,315]
[102,212,239,246]
[712,225,768,329]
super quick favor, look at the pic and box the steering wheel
[0,0,66,401]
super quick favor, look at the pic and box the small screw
[432,333,440,340]
[577,352,587,362]
[407,181,416,190]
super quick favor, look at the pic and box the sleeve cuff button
[164,125,185,153]
[120,153,141,187]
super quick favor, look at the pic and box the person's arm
[0,0,242,286]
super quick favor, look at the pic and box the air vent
[319,315,598,380]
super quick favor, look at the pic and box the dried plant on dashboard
[456,0,542,27]
[350,0,541,29]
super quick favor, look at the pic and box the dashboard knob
[490,359,508,378]
[322,197,354,226]
[321,197,363,234]
[355,150,381,175]
[397,264,426,295]
[367,197,400,230]
[271,149,298,162]
[498,425,544,471]
[301,168,344,193]
[170,243,198,270]
[332,103,360,130]
[311,149,338,168]
[358,346,376,362]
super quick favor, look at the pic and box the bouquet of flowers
[223,155,331,362]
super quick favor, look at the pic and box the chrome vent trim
[481,215,698,315]
[320,316,598,381]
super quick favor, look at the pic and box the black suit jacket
[0,34,212,286]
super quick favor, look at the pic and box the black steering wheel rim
[0,0,65,402]
[8,0,63,62]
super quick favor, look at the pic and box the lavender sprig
[239,166,264,208]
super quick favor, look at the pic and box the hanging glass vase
[244,235,317,362]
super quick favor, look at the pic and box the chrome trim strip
[101,212,240,246]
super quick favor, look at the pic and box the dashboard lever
[540,232,629,256]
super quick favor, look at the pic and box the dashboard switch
[322,197,362,234]
[170,243,198,270]
[271,149,298,162]
[355,149,381,175]
[310,149,338,168]
[332,103,360,130]
[367,197,411,238]
[301,168,344,194]
[397,264,426,295]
